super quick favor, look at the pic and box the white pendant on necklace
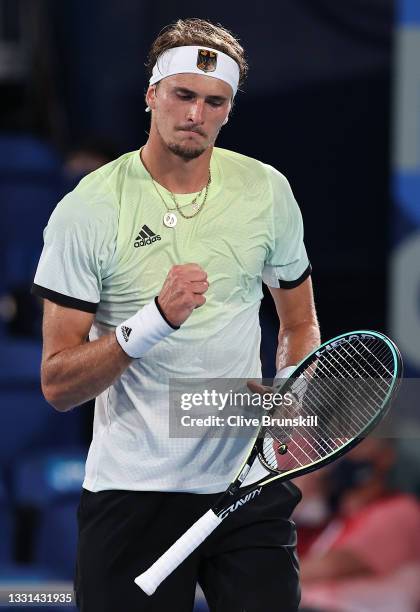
[191,201,200,212]
[163,212,177,227]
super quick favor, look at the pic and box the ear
[145,85,157,111]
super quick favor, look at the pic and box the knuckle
[173,280,185,293]
[184,295,195,307]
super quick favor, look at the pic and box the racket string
[355,338,395,377]
[264,346,392,462]
[313,355,382,427]
[260,336,396,472]
[269,374,349,451]
[337,345,391,401]
[273,354,376,440]
[316,345,392,413]
[266,368,360,465]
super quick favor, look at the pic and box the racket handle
[134,509,222,595]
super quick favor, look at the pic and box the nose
[186,99,205,124]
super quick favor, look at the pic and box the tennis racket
[135,330,402,595]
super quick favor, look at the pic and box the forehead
[159,73,232,98]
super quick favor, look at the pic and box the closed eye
[177,92,194,101]
[207,99,224,107]
[174,88,227,107]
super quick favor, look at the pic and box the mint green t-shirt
[33,147,311,493]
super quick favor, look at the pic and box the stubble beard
[155,121,210,160]
[167,141,207,160]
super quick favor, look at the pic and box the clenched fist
[157,264,209,327]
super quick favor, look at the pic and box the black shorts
[75,481,302,612]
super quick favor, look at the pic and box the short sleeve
[31,182,117,313]
[262,165,311,289]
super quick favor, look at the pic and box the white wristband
[116,298,178,358]
[273,365,297,394]
[275,365,308,402]
[274,366,297,384]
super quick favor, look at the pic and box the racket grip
[134,509,222,595]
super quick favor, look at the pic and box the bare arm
[269,277,320,369]
[41,299,132,412]
[41,264,209,412]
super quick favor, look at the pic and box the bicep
[268,277,317,329]
[42,299,94,361]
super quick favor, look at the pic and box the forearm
[42,333,133,412]
[276,320,320,370]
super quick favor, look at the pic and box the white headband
[149,45,240,96]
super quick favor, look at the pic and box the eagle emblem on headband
[196,49,218,73]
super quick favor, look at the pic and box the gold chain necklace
[151,180,204,211]
[140,146,211,228]
[169,170,211,219]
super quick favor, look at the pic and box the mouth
[177,128,204,137]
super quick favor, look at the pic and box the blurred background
[0,0,419,610]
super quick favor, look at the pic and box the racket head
[253,330,403,483]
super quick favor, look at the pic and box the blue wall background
[390,0,420,376]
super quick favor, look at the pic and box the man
[32,18,320,612]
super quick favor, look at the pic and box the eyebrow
[174,87,228,103]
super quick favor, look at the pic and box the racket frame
[213,330,403,515]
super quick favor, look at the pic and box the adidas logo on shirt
[121,326,132,342]
[134,225,161,247]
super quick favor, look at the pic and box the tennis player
[32,18,320,612]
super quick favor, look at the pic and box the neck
[141,128,212,194]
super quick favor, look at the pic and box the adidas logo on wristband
[116,299,176,359]
[121,326,132,342]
